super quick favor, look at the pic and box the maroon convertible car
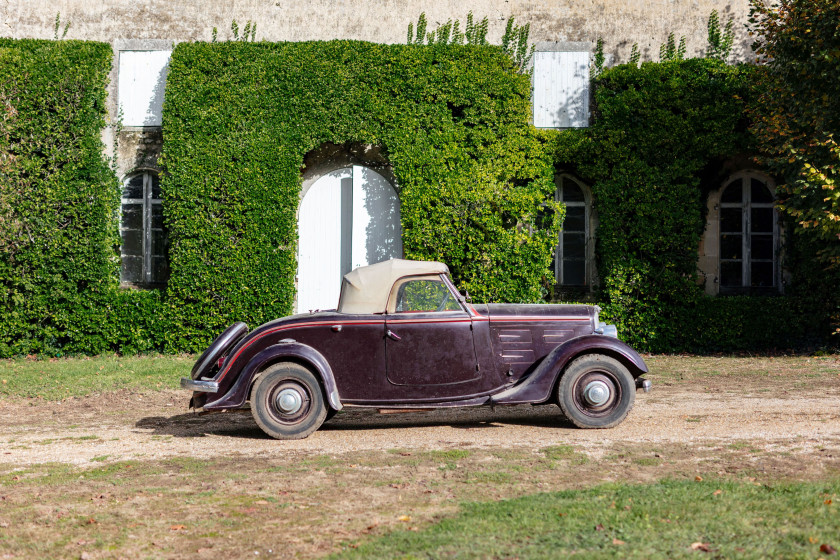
[182,259,651,439]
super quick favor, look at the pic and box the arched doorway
[297,165,402,312]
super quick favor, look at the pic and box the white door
[297,166,402,312]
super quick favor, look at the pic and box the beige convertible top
[337,259,450,314]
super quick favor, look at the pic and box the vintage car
[181,259,651,439]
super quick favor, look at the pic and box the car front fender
[490,335,648,405]
[203,341,342,412]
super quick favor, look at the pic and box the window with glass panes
[554,176,589,287]
[719,175,777,291]
[120,172,169,286]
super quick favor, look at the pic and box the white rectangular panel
[297,169,349,312]
[533,50,590,129]
[118,50,171,126]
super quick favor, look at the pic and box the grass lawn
[332,479,840,559]
[0,354,193,399]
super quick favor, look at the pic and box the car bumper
[180,377,219,393]
[635,377,652,393]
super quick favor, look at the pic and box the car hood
[472,303,595,322]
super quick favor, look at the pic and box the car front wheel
[556,354,635,429]
[250,363,327,440]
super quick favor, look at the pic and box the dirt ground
[1,356,839,559]
[2,358,840,465]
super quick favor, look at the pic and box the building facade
[3,0,764,309]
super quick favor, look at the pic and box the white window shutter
[533,44,590,129]
[118,50,172,126]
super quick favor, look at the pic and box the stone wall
[2,0,753,63]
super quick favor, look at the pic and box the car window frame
[386,274,466,315]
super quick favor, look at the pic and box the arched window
[120,171,168,286]
[554,175,594,289]
[718,174,778,291]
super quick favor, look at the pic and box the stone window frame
[699,170,783,295]
[554,173,598,291]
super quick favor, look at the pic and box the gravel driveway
[3,371,839,466]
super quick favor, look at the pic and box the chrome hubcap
[275,388,303,414]
[583,380,610,406]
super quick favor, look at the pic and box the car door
[385,276,480,397]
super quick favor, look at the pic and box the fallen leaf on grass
[820,543,837,555]
[389,483,409,489]
[691,542,711,552]
[811,537,820,544]
[713,490,722,496]
[825,499,833,505]
[398,515,411,522]
[170,524,186,531]
[85,518,97,525]
[595,524,604,531]
[695,476,703,482]
[613,538,625,545]
[399,452,412,456]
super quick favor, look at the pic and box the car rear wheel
[250,363,327,440]
[556,354,635,429]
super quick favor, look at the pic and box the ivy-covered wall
[1,39,835,357]
[553,58,838,352]
[0,39,166,357]
[160,41,561,351]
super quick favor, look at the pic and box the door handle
[386,329,401,341]
[331,325,343,332]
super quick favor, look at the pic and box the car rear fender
[490,335,648,405]
[203,341,342,412]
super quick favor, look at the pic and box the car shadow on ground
[135,404,574,439]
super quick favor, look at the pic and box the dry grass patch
[2,439,836,559]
